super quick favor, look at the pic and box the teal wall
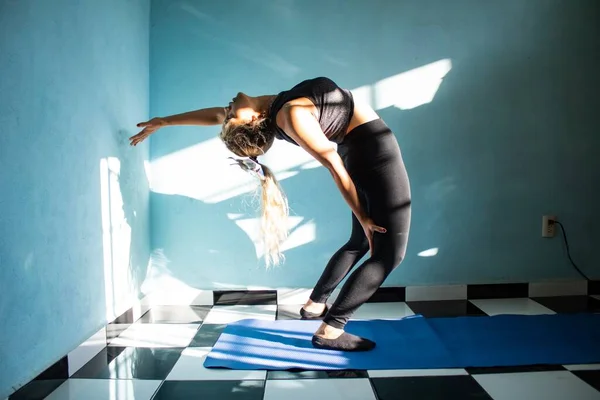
[1,0,598,396]
[149,0,599,290]
[0,0,150,397]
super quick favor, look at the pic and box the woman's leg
[322,197,411,329]
[301,164,370,317]
[307,205,370,307]
[313,120,411,351]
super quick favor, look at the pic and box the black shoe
[312,332,376,351]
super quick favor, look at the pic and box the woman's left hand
[360,217,387,256]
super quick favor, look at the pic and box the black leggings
[310,119,411,329]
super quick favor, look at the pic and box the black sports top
[268,77,354,145]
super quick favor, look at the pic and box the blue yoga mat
[203,314,600,370]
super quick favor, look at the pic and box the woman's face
[226,92,256,123]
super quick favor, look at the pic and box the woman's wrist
[356,211,369,223]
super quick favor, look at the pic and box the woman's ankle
[303,299,326,312]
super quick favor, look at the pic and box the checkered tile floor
[10,295,600,399]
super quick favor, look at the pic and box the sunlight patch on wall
[100,157,136,321]
[280,219,317,253]
[351,59,452,111]
[300,159,324,170]
[139,249,277,298]
[150,136,313,203]
[140,248,212,304]
[230,215,316,259]
[143,160,152,185]
[226,213,244,220]
[418,247,439,257]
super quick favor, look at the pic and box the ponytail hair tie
[228,156,265,180]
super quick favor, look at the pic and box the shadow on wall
[147,0,600,289]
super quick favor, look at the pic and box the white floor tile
[203,305,277,324]
[166,347,266,381]
[368,368,468,378]
[277,289,312,305]
[264,378,376,400]
[469,298,555,316]
[145,288,214,306]
[528,280,588,297]
[405,285,467,301]
[351,302,415,320]
[276,304,304,319]
[68,326,106,376]
[108,324,200,347]
[473,371,600,400]
[564,364,600,371]
[45,379,161,400]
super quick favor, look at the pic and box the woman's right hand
[129,117,167,146]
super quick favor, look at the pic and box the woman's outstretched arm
[160,107,227,126]
[129,106,227,146]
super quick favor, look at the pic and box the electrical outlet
[542,215,556,238]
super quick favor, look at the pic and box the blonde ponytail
[219,116,288,266]
[258,163,289,267]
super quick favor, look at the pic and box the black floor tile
[267,369,368,380]
[214,290,277,305]
[8,379,66,400]
[371,375,493,400]
[153,380,265,399]
[267,370,329,380]
[532,296,600,314]
[466,364,566,375]
[323,369,369,379]
[70,347,127,378]
[189,324,227,347]
[367,287,406,302]
[138,306,212,324]
[9,356,70,399]
[72,347,183,380]
[35,356,69,380]
[106,308,137,343]
[467,283,529,299]
[572,370,600,391]
[406,300,487,317]
[110,308,136,324]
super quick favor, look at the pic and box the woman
[130,77,411,352]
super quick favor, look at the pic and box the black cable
[554,220,590,281]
